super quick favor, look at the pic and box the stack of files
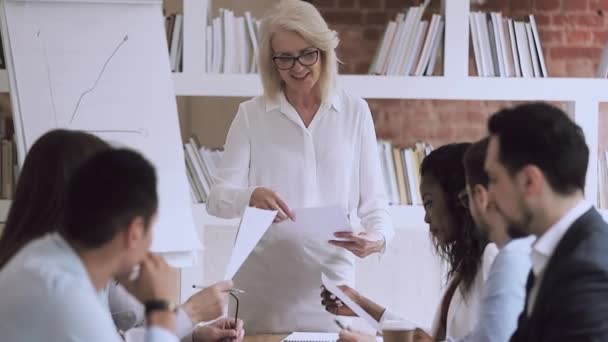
[165,13,184,72]
[470,12,548,78]
[206,9,260,74]
[377,141,432,206]
[369,0,444,76]
[183,136,224,203]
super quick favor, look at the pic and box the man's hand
[182,281,234,323]
[192,318,245,342]
[126,253,178,303]
[121,253,178,332]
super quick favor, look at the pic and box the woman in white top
[206,0,394,334]
[322,143,498,341]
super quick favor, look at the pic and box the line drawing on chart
[37,31,130,127]
[37,29,59,127]
[84,128,149,137]
[69,34,129,124]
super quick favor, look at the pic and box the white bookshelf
[171,0,606,208]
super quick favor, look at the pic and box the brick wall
[313,0,608,149]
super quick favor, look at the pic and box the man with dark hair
[440,137,534,342]
[0,149,232,341]
[484,102,608,341]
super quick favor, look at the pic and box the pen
[334,319,350,331]
[191,284,245,294]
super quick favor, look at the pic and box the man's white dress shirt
[527,200,592,315]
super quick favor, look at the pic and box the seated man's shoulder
[572,220,608,263]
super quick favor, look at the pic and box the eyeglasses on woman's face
[272,49,320,70]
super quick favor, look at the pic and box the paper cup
[382,319,416,342]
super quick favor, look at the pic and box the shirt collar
[530,200,592,276]
[264,89,342,114]
[502,235,535,253]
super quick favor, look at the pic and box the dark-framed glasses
[272,49,320,70]
[457,189,469,208]
[229,291,240,327]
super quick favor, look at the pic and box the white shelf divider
[182,0,207,75]
[173,73,608,101]
[569,100,600,203]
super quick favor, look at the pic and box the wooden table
[244,335,287,342]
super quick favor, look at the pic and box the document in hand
[224,207,277,280]
[321,273,382,332]
[278,205,353,241]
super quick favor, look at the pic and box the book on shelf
[597,42,608,78]
[165,13,184,72]
[206,9,260,74]
[470,12,548,78]
[0,117,16,199]
[0,31,5,69]
[369,1,444,76]
[184,137,224,203]
[378,141,432,206]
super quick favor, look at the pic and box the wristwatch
[144,299,177,316]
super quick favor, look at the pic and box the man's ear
[473,184,488,210]
[519,165,544,196]
[124,216,146,249]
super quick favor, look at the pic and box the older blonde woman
[206,0,394,333]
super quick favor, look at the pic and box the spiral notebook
[281,332,339,342]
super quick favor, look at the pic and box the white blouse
[206,89,394,333]
[381,243,499,339]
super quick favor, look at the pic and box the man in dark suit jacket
[484,102,608,341]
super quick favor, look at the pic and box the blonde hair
[258,0,339,102]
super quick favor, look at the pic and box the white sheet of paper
[322,273,382,332]
[279,205,352,241]
[224,207,277,280]
[281,332,339,342]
